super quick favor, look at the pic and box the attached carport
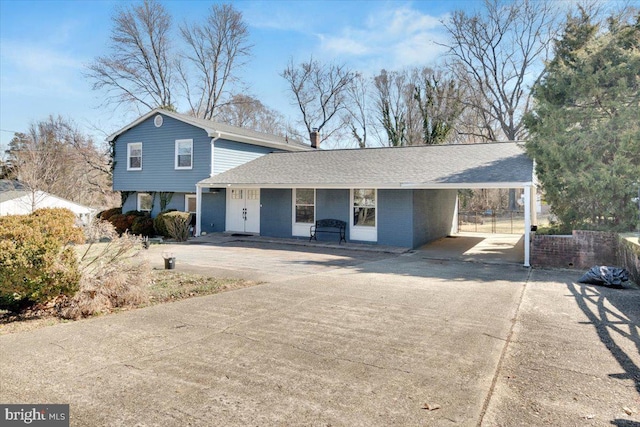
[195,142,536,267]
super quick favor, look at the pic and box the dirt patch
[0,270,258,335]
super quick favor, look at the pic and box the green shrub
[0,208,85,312]
[164,211,192,242]
[131,216,155,236]
[98,207,122,221]
[153,209,177,237]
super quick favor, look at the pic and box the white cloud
[317,4,450,71]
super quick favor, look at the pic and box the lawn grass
[0,270,258,335]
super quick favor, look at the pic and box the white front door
[226,188,260,233]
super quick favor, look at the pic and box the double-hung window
[295,189,315,223]
[292,188,315,236]
[127,142,142,171]
[175,139,193,169]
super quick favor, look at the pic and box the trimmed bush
[106,210,148,235]
[153,209,177,237]
[0,208,85,312]
[108,214,132,235]
[164,211,192,242]
[131,216,155,237]
[124,210,147,217]
[98,207,122,221]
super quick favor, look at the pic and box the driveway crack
[477,268,531,427]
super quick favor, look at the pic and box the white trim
[127,142,142,171]
[175,139,193,170]
[137,192,152,212]
[196,182,534,190]
[210,132,221,177]
[350,188,377,242]
[524,185,531,267]
[195,187,202,236]
[292,188,316,237]
[107,108,309,151]
[184,194,197,213]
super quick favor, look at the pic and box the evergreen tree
[525,9,640,231]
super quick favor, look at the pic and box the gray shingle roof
[198,142,534,189]
[107,108,311,152]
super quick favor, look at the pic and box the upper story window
[137,193,153,212]
[175,139,193,169]
[127,142,142,171]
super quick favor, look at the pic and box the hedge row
[98,208,185,238]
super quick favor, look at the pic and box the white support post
[195,185,202,237]
[451,192,459,235]
[530,185,537,226]
[523,185,531,267]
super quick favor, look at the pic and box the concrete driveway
[1,238,639,426]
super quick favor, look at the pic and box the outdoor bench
[310,219,346,244]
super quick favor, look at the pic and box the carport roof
[198,142,534,189]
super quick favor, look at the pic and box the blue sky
[0,0,485,150]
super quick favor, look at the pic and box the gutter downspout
[210,131,221,177]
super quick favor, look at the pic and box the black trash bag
[578,266,630,287]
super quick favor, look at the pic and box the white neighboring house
[0,180,96,225]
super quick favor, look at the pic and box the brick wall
[618,236,640,284]
[531,230,618,270]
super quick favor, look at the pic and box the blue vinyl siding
[113,114,211,192]
[201,190,226,233]
[315,189,350,241]
[214,140,276,174]
[377,189,414,247]
[122,191,194,217]
[122,193,138,213]
[260,189,292,238]
[412,189,457,247]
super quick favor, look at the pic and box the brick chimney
[310,128,320,149]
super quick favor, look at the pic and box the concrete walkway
[1,239,639,426]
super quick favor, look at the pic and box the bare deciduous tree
[373,67,465,146]
[86,0,175,112]
[442,0,557,141]
[344,74,370,148]
[216,94,288,136]
[6,117,117,209]
[282,58,358,146]
[179,3,252,120]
